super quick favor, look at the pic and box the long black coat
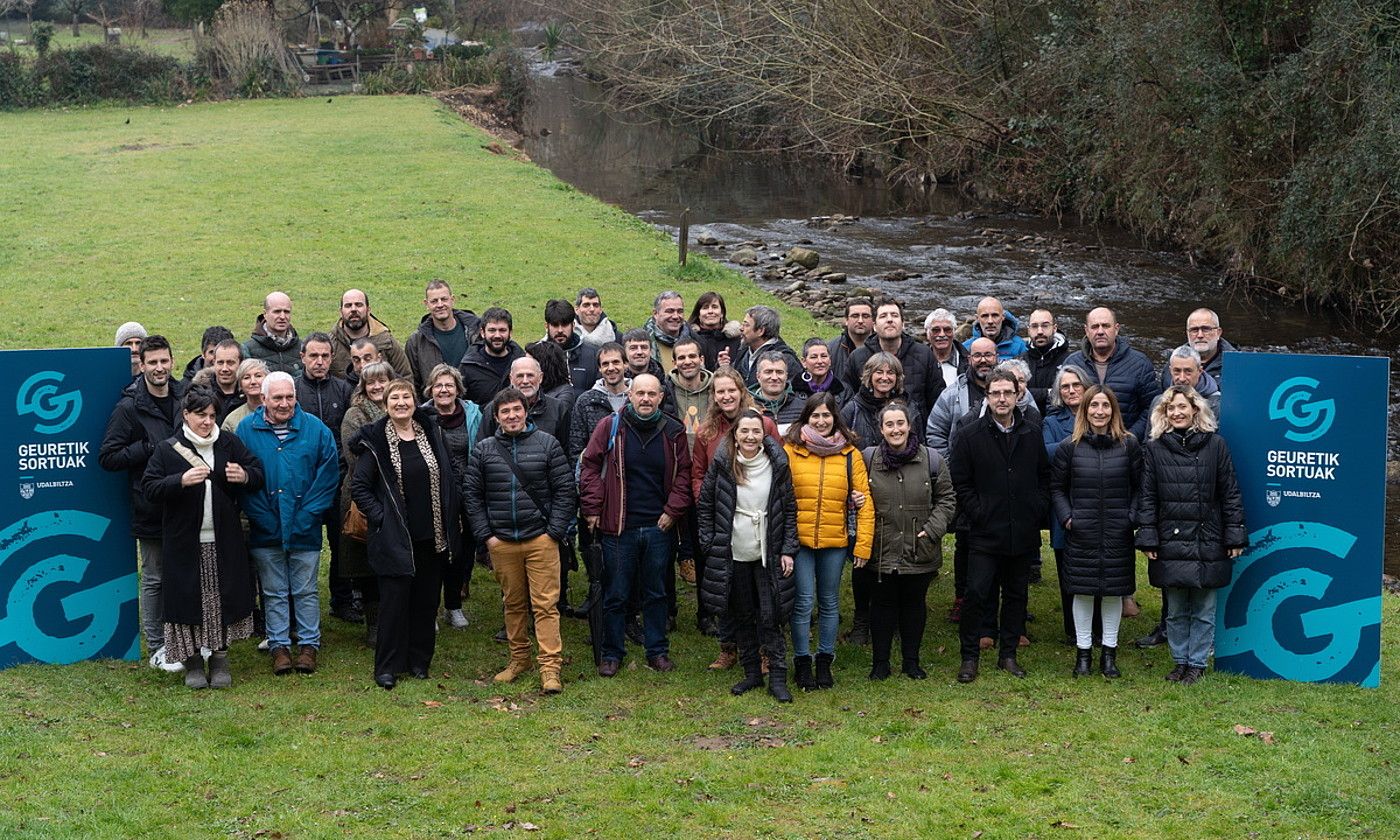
[697,438,799,627]
[349,409,464,578]
[1136,430,1247,589]
[141,430,264,626]
[948,411,1051,557]
[1051,433,1142,596]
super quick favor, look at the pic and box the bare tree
[0,0,40,27]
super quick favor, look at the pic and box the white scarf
[576,317,617,346]
[183,422,219,540]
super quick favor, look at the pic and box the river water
[519,64,1400,574]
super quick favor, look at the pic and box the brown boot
[677,558,697,585]
[760,650,770,675]
[708,644,738,671]
[271,647,294,675]
[294,645,318,674]
[494,660,532,683]
[540,670,563,694]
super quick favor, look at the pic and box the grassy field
[1,96,1397,838]
[4,23,197,58]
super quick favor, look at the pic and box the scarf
[803,370,835,393]
[182,422,219,540]
[644,316,691,348]
[878,434,922,469]
[385,419,446,553]
[575,317,617,346]
[435,400,465,430]
[624,403,664,428]
[799,425,847,457]
[749,382,792,417]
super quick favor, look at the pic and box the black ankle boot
[793,655,815,691]
[868,660,891,680]
[731,671,764,695]
[1100,646,1121,678]
[1072,647,1093,678]
[814,653,835,689]
[768,670,793,703]
[901,659,927,680]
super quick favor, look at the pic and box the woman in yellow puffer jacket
[782,391,874,690]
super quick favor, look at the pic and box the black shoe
[1136,624,1168,649]
[1072,647,1093,678]
[902,660,927,680]
[868,661,891,681]
[697,615,720,637]
[814,653,835,689]
[1100,646,1120,678]
[1179,665,1205,685]
[843,616,870,646]
[493,626,508,643]
[375,673,397,690]
[1165,663,1188,682]
[730,672,764,695]
[332,603,364,624]
[997,656,1027,678]
[957,658,979,683]
[410,666,429,680]
[792,655,816,691]
[768,673,793,703]
[625,619,644,646]
[646,655,676,673]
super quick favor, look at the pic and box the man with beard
[924,308,968,391]
[668,337,713,447]
[101,334,187,672]
[244,292,303,376]
[733,305,802,388]
[460,307,525,405]
[569,343,630,462]
[575,287,622,347]
[965,297,1028,362]
[847,298,942,420]
[295,332,358,623]
[1159,307,1237,389]
[329,289,410,380]
[829,298,875,394]
[1064,306,1158,439]
[1018,308,1071,415]
[181,326,235,383]
[925,337,999,624]
[950,370,1050,683]
[749,352,804,434]
[622,328,679,418]
[642,290,692,373]
[208,339,246,423]
[545,298,599,402]
[405,279,480,395]
[480,356,571,441]
[237,373,340,676]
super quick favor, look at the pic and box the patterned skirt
[164,542,254,664]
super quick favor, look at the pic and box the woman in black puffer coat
[1136,385,1246,686]
[698,410,799,702]
[1051,385,1142,679]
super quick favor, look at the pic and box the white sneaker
[257,638,270,651]
[148,646,186,673]
[446,608,469,629]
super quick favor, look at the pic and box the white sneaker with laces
[148,646,186,673]
[446,608,469,629]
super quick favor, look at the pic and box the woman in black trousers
[697,410,800,702]
[351,379,463,690]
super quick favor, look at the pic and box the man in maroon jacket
[579,374,693,676]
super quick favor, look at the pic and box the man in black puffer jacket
[1063,307,1159,440]
[464,388,576,694]
[948,370,1050,684]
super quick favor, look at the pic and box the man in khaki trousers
[464,388,577,694]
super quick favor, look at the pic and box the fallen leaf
[521,823,539,832]
[871,736,883,744]
[423,700,443,708]
[942,772,953,781]
[1233,724,1257,736]
[1178,755,1191,765]
[973,832,984,838]
[627,757,646,769]
[505,804,517,814]
[1259,732,1276,745]
[885,792,896,800]
[1122,756,1135,764]
[1052,820,1081,829]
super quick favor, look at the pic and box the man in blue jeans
[579,374,692,675]
[235,372,340,676]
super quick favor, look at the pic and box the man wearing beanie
[115,322,147,379]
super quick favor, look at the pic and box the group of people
[103,283,1245,698]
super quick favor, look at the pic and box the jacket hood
[335,313,394,342]
[971,310,1022,344]
[589,376,631,396]
[669,366,714,396]
[1024,332,1068,358]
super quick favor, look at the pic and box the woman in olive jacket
[1136,385,1246,685]
[1051,385,1142,678]
[698,410,800,702]
[861,401,956,680]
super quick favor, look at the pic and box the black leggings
[869,570,934,667]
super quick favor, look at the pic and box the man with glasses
[1018,308,1070,415]
[923,308,968,390]
[1160,307,1236,389]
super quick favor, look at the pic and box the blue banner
[0,349,138,669]
[1215,352,1388,687]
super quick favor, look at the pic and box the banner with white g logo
[1217,352,1388,687]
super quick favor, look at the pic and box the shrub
[30,21,55,58]
[211,0,301,98]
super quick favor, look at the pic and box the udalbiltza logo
[1266,487,1281,508]
[18,483,34,500]
[16,371,83,436]
[1267,376,1335,443]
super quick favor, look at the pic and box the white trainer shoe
[446,608,469,629]
[148,646,186,673]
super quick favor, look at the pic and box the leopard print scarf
[386,419,446,553]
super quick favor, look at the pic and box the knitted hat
[114,321,148,347]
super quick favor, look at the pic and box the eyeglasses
[928,326,953,334]
[970,353,997,360]
[1187,326,1219,335]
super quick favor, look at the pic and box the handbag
[343,501,368,542]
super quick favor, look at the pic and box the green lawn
[5,23,197,59]
[1,96,1397,838]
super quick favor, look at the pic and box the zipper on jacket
[812,454,825,548]
[366,444,414,573]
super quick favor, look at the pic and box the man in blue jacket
[236,371,340,676]
[964,297,1028,361]
[1063,307,1160,440]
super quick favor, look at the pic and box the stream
[518,61,1400,575]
